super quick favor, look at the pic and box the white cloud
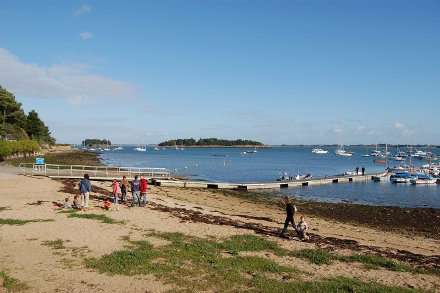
[80,32,93,40]
[0,48,137,105]
[394,122,414,137]
[368,130,381,136]
[333,128,345,134]
[354,125,366,133]
[73,4,91,16]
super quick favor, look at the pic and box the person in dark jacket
[79,174,91,210]
[280,196,298,239]
[139,175,148,206]
[120,176,129,203]
[131,175,141,207]
[362,166,365,176]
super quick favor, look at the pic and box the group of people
[62,173,149,211]
[280,196,309,241]
[111,175,148,210]
[355,166,366,175]
[67,174,309,241]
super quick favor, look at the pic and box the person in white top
[297,215,309,240]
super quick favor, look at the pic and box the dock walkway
[154,173,382,190]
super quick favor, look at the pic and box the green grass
[0,207,8,212]
[42,239,66,250]
[0,271,29,291]
[85,232,425,292]
[249,275,423,293]
[290,248,439,275]
[0,218,53,225]
[67,213,123,224]
[86,232,298,291]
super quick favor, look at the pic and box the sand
[0,171,439,292]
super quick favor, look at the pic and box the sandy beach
[1,169,439,292]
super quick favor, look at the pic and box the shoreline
[1,164,439,291]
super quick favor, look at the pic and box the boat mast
[385,144,388,173]
[429,145,432,175]
[409,145,412,175]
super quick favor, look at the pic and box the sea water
[98,146,440,208]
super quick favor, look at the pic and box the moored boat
[410,174,437,184]
[390,173,412,183]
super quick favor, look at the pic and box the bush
[0,140,40,157]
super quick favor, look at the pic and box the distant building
[0,134,17,141]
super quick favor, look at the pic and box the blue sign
[35,158,45,165]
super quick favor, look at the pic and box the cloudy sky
[0,0,439,145]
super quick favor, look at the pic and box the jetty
[154,173,382,190]
[18,162,387,190]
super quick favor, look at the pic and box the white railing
[18,163,170,178]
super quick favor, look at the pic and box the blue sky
[0,0,439,145]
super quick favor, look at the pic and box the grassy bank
[3,149,101,167]
[84,231,426,292]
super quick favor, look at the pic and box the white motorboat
[113,145,124,151]
[134,145,147,152]
[413,150,428,160]
[154,147,160,151]
[390,155,406,161]
[410,174,437,184]
[335,149,352,157]
[387,164,410,173]
[312,148,328,154]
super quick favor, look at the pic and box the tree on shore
[0,85,55,144]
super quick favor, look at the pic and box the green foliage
[0,86,27,130]
[290,248,336,265]
[42,239,66,250]
[248,276,422,293]
[86,232,424,292]
[158,138,264,147]
[0,218,53,225]
[86,232,296,291]
[82,139,111,147]
[0,140,40,157]
[67,213,123,224]
[0,85,55,144]
[290,248,439,275]
[0,271,29,291]
[0,207,7,212]
[25,110,53,143]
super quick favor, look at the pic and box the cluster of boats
[372,162,440,184]
[276,171,312,181]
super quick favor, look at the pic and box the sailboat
[372,144,390,181]
[103,140,111,151]
[134,144,147,152]
[335,144,352,157]
[113,144,124,151]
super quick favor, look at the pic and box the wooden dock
[153,173,381,190]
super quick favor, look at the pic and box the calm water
[97,146,440,208]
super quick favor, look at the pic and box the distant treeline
[159,138,264,147]
[82,139,111,146]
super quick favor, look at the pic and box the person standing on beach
[279,196,299,239]
[112,179,120,211]
[355,166,359,175]
[79,174,91,210]
[139,175,148,207]
[120,176,129,204]
[131,175,141,207]
[362,166,365,176]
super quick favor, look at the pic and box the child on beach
[112,179,120,211]
[63,197,72,209]
[279,196,299,239]
[297,215,309,240]
[104,200,111,210]
[73,195,79,208]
